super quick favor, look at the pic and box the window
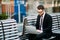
[39,1,44,5]
[47,1,52,4]
[58,0,60,4]
[2,0,10,2]
[2,0,6,2]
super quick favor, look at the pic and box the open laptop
[25,25,43,34]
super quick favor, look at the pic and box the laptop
[25,26,43,34]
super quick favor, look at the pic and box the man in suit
[35,5,52,40]
[28,5,52,40]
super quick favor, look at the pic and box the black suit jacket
[35,13,52,38]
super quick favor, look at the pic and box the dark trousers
[28,34,37,40]
[28,33,52,40]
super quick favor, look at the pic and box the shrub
[0,13,8,20]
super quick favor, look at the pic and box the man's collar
[41,11,45,17]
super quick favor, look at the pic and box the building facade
[1,0,14,14]
[27,0,60,14]
[0,0,2,14]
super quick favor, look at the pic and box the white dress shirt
[40,12,45,32]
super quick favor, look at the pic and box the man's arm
[44,15,52,33]
[35,15,40,29]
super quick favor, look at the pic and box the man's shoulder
[46,13,51,17]
[45,13,52,19]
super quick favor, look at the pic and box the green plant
[0,13,8,20]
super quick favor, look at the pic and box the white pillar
[17,1,21,23]
[5,4,7,15]
[56,0,58,7]
[7,4,10,18]
[52,0,54,7]
[6,0,10,18]
[0,3,2,14]
[10,4,11,18]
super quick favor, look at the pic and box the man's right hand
[37,30,43,33]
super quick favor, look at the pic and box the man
[35,5,52,40]
[28,5,52,40]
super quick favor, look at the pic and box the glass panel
[58,0,60,4]
[2,0,10,2]
[39,1,44,5]
[2,0,5,2]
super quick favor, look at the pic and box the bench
[23,13,60,40]
[0,21,4,40]
[0,19,20,40]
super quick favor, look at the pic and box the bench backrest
[25,14,59,33]
[0,22,4,40]
[0,19,19,40]
[49,14,58,31]
[56,14,60,28]
[25,15,37,26]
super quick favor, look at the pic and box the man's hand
[37,30,43,33]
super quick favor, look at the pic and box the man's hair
[37,5,44,10]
